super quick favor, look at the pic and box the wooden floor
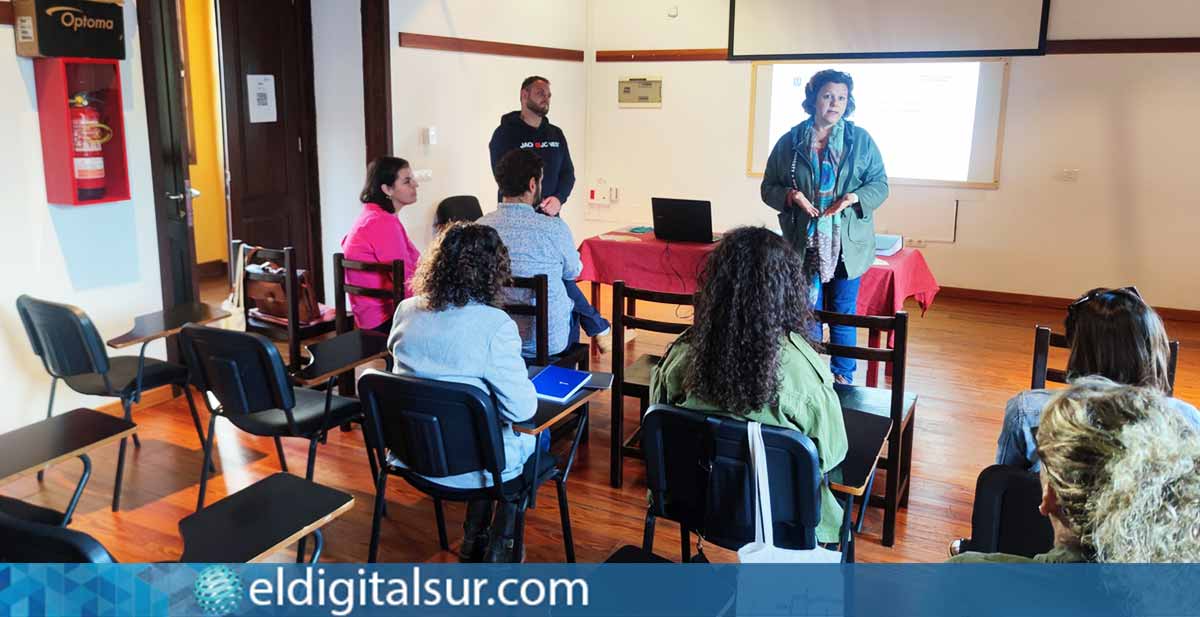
[6,288,1198,564]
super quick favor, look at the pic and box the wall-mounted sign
[618,77,662,108]
[13,0,126,60]
[246,74,278,124]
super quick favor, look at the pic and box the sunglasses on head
[1068,286,1142,313]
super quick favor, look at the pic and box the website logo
[194,565,243,617]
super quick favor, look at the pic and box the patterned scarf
[795,119,845,304]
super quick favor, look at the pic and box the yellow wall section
[185,0,228,266]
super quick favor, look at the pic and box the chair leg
[304,436,319,481]
[368,472,388,563]
[611,396,624,488]
[296,437,321,563]
[856,471,876,534]
[514,497,529,562]
[680,527,690,562]
[274,436,289,472]
[120,397,141,449]
[899,414,916,508]
[840,493,856,564]
[62,454,92,526]
[303,529,325,564]
[433,498,450,551]
[882,431,902,547]
[111,398,134,512]
[38,378,58,483]
[112,437,127,512]
[181,386,215,474]
[196,415,218,511]
[642,512,656,553]
[556,478,575,563]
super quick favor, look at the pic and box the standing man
[489,76,573,216]
[490,76,629,351]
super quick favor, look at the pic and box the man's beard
[526,101,549,117]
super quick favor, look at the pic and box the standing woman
[342,157,422,334]
[760,70,889,384]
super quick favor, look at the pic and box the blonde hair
[1037,376,1200,562]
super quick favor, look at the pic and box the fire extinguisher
[69,92,112,201]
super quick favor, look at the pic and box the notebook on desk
[531,365,592,403]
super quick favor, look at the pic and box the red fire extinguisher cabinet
[34,57,131,206]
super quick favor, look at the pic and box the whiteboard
[730,0,1049,59]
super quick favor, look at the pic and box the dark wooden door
[138,0,199,316]
[217,0,324,296]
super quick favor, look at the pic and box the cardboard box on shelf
[13,0,125,60]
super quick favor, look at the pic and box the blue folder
[531,365,591,403]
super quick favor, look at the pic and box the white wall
[311,0,367,303]
[583,0,1200,309]
[0,1,166,433]
[387,0,589,253]
[313,0,589,299]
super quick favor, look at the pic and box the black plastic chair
[357,370,575,563]
[1031,325,1180,394]
[15,295,206,512]
[434,195,484,228]
[960,464,1054,558]
[609,281,693,488]
[816,310,915,548]
[0,510,115,563]
[641,404,852,562]
[178,325,365,513]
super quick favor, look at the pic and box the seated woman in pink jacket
[342,157,422,333]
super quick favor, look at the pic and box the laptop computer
[651,198,719,243]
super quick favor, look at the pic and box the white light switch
[414,169,433,182]
[422,126,438,145]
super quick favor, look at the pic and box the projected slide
[749,60,1008,187]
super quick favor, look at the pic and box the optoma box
[13,0,125,60]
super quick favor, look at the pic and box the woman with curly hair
[649,226,848,543]
[387,222,536,562]
[952,376,1200,563]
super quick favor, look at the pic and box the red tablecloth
[579,230,939,316]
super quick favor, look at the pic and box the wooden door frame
[215,0,326,300]
[137,0,199,330]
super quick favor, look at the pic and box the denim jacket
[995,389,1200,471]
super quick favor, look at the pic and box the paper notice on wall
[247,74,278,124]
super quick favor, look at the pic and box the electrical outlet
[609,186,620,202]
[588,186,610,205]
[906,238,927,248]
[413,169,433,182]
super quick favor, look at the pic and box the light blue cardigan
[386,297,537,488]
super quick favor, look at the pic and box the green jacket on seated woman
[649,331,849,543]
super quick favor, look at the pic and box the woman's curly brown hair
[412,222,511,311]
[682,226,819,413]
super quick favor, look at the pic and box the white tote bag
[737,422,841,564]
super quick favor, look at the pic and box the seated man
[479,149,582,358]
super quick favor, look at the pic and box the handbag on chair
[737,422,841,564]
[243,248,322,324]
